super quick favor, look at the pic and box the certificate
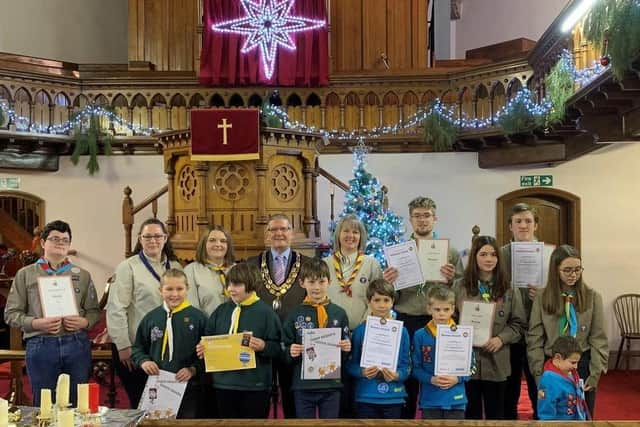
[201,332,256,372]
[383,240,425,291]
[417,239,449,282]
[301,328,341,380]
[511,242,545,288]
[459,301,495,347]
[139,369,187,419]
[37,276,79,317]
[360,316,403,372]
[434,324,474,376]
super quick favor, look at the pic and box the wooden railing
[122,185,168,258]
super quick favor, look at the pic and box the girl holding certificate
[184,226,235,317]
[106,218,182,408]
[527,245,608,417]
[452,236,526,420]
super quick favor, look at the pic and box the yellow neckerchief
[426,318,456,337]
[229,292,260,334]
[303,296,330,328]
[208,263,229,297]
[161,300,191,361]
[333,251,365,297]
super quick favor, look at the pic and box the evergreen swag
[261,98,284,129]
[423,100,458,151]
[546,52,576,125]
[583,0,640,80]
[71,109,113,175]
[497,90,546,135]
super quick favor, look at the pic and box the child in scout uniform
[537,336,588,420]
[347,279,410,419]
[132,268,207,418]
[413,285,470,419]
[528,245,608,417]
[452,236,526,420]
[5,220,100,407]
[283,258,351,418]
[199,262,282,419]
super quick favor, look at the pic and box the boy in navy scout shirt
[132,269,206,418]
[412,285,470,419]
[283,258,351,418]
[347,279,410,418]
[537,336,588,420]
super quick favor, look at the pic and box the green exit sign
[0,177,19,189]
[520,175,553,187]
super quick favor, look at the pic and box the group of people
[3,196,609,421]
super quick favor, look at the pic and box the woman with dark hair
[528,245,608,417]
[106,218,181,408]
[184,226,235,317]
[452,235,526,420]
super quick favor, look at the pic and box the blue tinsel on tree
[330,141,404,268]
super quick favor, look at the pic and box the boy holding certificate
[347,279,410,419]
[283,259,351,418]
[5,220,100,406]
[131,269,207,418]
[412,285,469,419]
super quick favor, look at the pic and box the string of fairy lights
[0,49,606,140]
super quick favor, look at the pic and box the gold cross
[217,118,233,145]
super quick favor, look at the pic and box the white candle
[0,398,8,426]
[77,383,89,413]
[56,374,70,408]
[40,389,52,419]
[57,409,74,427]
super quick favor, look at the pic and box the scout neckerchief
[426,318,455,337]
[560,290,578,337]
[37,257,73,275]
[477,280,492,302]
[303,296,330,328]
[261,251,301,311]
[138,250,170,283]
[333,251,364,297]
[229,292,260,334]
[208,263,229,297]
[161,300,191,362]
[543,358,590,420]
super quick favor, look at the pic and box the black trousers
[465,379,507,420]
[577,350,596,418]
[215,389,270,418]
[505,341,538,419]
[111,344,147,409]
[273,356,295,418]
[395,311,430,420]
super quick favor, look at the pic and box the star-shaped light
[212,0,325,79]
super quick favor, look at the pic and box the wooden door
[496,188,581,250]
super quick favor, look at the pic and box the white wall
[454,0,568,59]
[0,0,128,63]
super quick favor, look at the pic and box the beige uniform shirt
[184,261,229,317]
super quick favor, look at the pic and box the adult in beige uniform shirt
[106,218,182,408]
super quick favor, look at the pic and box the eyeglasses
[141,234,166,241]
[560,267,584,275]
[411,214,433,220]
[267,227,291,233]
[46,237,71,245]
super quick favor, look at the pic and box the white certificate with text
[360,316,403,372]
[459,300,495,347]
[511,241,545,288]
[37,276,79,318]
[302,328,341,380]
[434,324,474,376]
[139,369,187,419]
[417,239,449,282]
[383,240,425,291]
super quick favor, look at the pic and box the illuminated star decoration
[211,0,325,80]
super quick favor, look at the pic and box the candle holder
[34,414,52,427]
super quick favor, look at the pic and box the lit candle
[0,398,7,426]
[330,183,336,196]
[77,383,89,413]
[40,389,52,419]
[57,409,74,427]
[88,383,100,413]
[56,374,70,408]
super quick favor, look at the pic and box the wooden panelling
[169,0,197,71]
[330,0,362,72]
[412,0,429,69]
[387,0,413,70]
[362,0,387,70]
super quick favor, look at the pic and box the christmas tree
[332,140,405,267]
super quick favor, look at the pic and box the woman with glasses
[184,226,235,317]
[527,245,608,418]
[106,218,181,409]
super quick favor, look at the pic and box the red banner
[191,109,260,161]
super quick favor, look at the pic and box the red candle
[88,383,100,413]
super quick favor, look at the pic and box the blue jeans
[356,402,403,419]
[293,390,341,418]
[26,332,91,407]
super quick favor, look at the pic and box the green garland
[71,111,113,175]
[583,0,640,80]
[261,99,284,128]
[546,55,576,125]
[423,101,458,151]
[497,91,545,135]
